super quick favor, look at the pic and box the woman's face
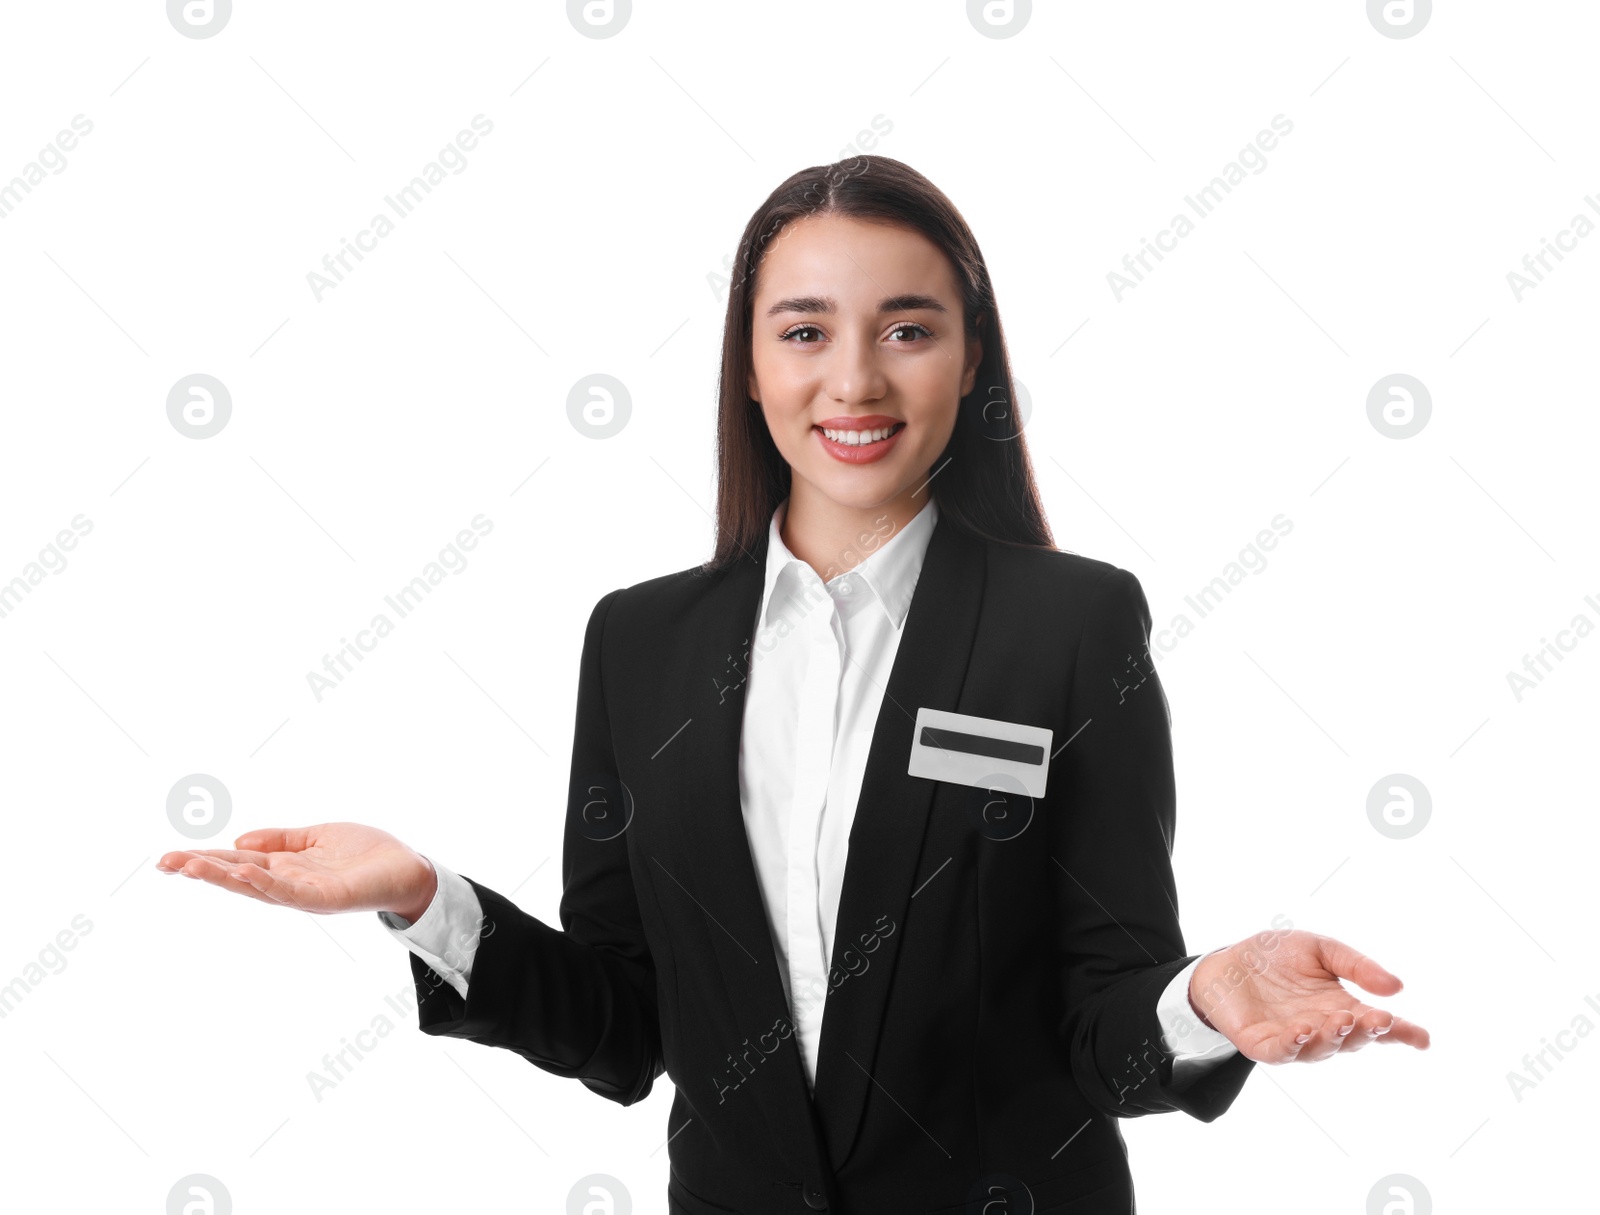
[747,213,982,516]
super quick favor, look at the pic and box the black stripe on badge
[918,726,1044,767]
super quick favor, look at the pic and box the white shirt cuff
[1157,952,1239,1078]
[376,856,485,1000]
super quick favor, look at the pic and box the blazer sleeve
[1055,567,1256,1122]
[401,586,667,1107]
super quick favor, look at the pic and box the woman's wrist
[1186,947,1228,1031]
[386,853,438,924]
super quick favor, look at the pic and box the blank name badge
[907,707,1053,799]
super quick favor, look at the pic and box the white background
[1,1,1592,1211]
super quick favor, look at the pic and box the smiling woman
[159,153,1429,1215]
[742,213,987,556]
[712,158,1050,578]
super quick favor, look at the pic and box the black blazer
[402,509,1256,1214]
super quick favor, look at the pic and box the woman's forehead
[755,216,959,306]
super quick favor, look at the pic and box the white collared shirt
[380,496,1235,1088]
[737,494,943,1087]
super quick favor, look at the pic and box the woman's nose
[822,338,888,402]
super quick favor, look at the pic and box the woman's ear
[961,326,983,398]
[747,370,760,403]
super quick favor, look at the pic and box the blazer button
[803,1185,828,1209]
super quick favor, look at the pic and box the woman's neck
[780,486,934,582]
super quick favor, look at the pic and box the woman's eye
[778,322,931,344]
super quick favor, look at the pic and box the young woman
[159,156,1429,1214]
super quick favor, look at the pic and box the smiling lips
[813,416,906,464]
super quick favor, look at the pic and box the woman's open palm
[156,822,434,918]
[1192,929,1432,1065]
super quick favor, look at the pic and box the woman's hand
[156,822,438,920]
[1188,929,1431,1064]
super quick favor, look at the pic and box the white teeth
[820,424,899,445]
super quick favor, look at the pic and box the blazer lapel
[667,520,830,1178]
[669,508,986,1174]
[809,511,986,1167]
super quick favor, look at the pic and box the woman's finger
[168,856,285,908]
[1315,935,1404,998]
[1373,1016,1431,1050]
[1337,1007,1394,1055]
[233,826,318,854]
[215,858,337,914]
[157,848,272,871]
[1258,1021,1315,1065]
[169,855,335,915]
[1290,1008,1356,1063]
[222,861,319,912]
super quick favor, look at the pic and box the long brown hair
[706,154,1055,571]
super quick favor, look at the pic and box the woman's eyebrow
[764,293,949,317]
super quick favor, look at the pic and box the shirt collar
[758,495,940,634]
